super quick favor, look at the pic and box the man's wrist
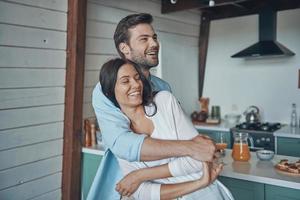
[180,140,193,157]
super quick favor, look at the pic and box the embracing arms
[116,160,223,199]
[92,84,215,163]
[141,135,215,161]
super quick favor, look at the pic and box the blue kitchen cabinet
[265,185,300,200]
[219,176,264,200]
[277,137,300,157]
[219,176,300,200]
[196,129,232,148]
[81,153,102,200]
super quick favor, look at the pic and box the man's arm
[93,83,215,162]
[141,136,215,161]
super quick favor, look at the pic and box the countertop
[274,125,300,139]
[194,121,232,132]
[82,144,105,156]
[82,145,300,190]
[221,149,300,190]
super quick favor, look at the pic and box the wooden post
[62,0,87,199]
[198,14,211,97]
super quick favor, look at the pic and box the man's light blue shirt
[87,75,171,200]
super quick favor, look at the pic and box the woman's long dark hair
[99,58,157,116]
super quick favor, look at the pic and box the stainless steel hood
[231,8,295,58]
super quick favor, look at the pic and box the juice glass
[216,132,228,156]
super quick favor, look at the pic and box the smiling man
[88,13,216,200]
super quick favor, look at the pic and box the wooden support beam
[162,0,300,18]
[208,0,300,20]
[162,0,206,13]
[198,14,211,98]
[161,0,251,14]
[62,0,87,199]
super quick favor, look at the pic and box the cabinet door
[277,137,300,157]
[218,176,264,200]
[81,153,102,200]
[196,129,232,148]
[265,185,300,200]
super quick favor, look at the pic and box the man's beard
[129,49,159,70]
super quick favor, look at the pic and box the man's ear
[119,42,130,56]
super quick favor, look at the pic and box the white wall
[0,0,67,199]
[203,9,300,123]
[83,0,201,118]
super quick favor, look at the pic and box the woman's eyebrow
[119,75,130,80]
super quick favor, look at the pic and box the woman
[100,58,234,200]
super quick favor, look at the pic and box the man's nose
[149,37,159,47]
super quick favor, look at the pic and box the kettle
[243,106,260,124]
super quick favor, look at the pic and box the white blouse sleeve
[156,91,204,177]
[132,181,161,200]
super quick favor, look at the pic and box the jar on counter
[232,132,251,161]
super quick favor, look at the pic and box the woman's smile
[115,63,144,108]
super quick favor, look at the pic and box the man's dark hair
[114,13,153,58]
[99,58,157,116]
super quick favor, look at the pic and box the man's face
[124,23,160,69]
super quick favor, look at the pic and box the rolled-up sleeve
[133,181,161,200]
[92,83,146,161]
[168,157,203,177]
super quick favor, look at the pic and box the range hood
[231,8,295,58]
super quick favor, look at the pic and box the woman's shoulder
[154,91,176,105]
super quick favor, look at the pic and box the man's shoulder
[92,82,102,99]
[92,82,116,111]
[150,75,171,92]
[150,75,168,84]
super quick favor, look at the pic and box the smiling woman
[100,59,155,116]
[97,58,234,200]
[114,63,144,109]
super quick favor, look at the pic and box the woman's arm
[115,163,172,196]
[116,161,223,199]
[116,163,222,199]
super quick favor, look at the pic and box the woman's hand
[199,161,223,187]
[115,170,142,197]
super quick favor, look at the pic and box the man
[88,13,216,200]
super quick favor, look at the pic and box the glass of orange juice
[216,132,228,156]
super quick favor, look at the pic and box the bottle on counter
[90,123,97,146]
[290,103,298,127]
[84,119,92,147]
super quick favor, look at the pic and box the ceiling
[161,0,300,20]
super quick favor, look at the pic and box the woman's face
[115,63,143,108]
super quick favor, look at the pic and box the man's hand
[188,135,216,162]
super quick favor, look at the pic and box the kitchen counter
[194,121,233,132]
[82,144,105,156]
[82,145,300,190]
[274,125,300,138]
[221,149,300,190]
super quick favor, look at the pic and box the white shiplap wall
[203,9,300,123]
[0,1,67,199]
[84,0,201,118]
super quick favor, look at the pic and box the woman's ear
[119,42,130,56]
